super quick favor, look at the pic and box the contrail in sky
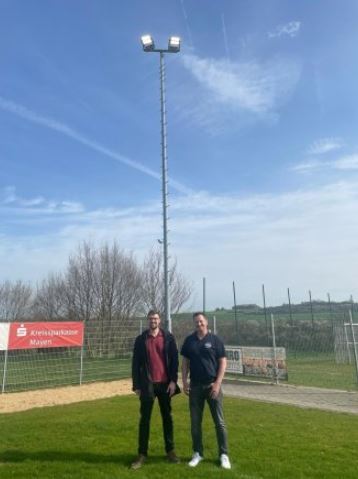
[0,96,192,195]
[180,0,194,48]
[221,13,231,62]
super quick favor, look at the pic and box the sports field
[0,394,357,478]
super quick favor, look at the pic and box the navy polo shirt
[180,332,226,384]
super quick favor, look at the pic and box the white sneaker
[188,452,203,467]
[220,454,231,469]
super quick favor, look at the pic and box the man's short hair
[147,309,161,318]
[193,311,207,320]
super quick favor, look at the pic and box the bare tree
[141,247,192,316]
[63,241,142,357]
[32,274,67,320]
[0,280,33,321]
[65,241,97,322]
[92,242,142,355]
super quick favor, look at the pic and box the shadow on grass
[0,450,133,466]
[0,449,206,467]
[0,450,221,469]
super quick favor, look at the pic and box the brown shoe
[167,450,180,463]
[131,454,146,469]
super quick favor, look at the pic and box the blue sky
[1,0,358,310]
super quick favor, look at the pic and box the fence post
[2,349,8,394]
[348,310,358,385]
[270,314,279,385]
[213,315,217,335]
[287,287,295,358]
[344,314,352,363]
[233,281,239,344]
[79,344,84,386]
[203,277,206,314]
[327,292,335,345]
[309,290,314,327]
[262,284,269,345]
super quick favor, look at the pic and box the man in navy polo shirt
[181,312,231,469]
[131,310,180,469]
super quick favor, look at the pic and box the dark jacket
[132,328,179,398]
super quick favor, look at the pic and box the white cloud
[178,53,301,132]
[333,154,358,170]
[268,21,301,39]
[1,181,358,309]
[291,160,326,172]
[0,186,84,215]
[293,152,358,173]
[307,138,344,155]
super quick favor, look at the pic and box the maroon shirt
[146,330,168,383]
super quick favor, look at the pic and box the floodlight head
[168,36,180,53]
[141,34,155,52]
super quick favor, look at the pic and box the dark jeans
[189,383,228,456]
[138,383,174,455]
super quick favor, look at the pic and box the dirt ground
[0,379,133,414]
[1,379,357,415]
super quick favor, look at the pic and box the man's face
[194,314,208,335]
[148,314,161,330]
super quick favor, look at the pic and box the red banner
[8,322,84,350]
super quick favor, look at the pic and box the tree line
[0,241,192,357]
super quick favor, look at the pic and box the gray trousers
[189,383,228,456]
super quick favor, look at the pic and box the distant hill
[214,300,356,315]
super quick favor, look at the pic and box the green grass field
[286,353,357,390]
[0,394,357,478]
[0,356,132,392]
[2,351,357,393]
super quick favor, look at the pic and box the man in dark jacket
[131,309,180,469]
[181,312,231,469]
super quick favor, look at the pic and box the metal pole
[2,349,9,393]
[213,315,217,335]
[287,288,293,327]
[327,292,335,352]
[203,277,206,314]
[344,313,352,363]
[233,281,239,344]
[287,287,294,355]
[327,293,333,325]
[159,51,171,332]
[262,284,269,345]
[79,344,84,386]
[270,313,279,385]
[348,310,358,385]
[309,290,314,327]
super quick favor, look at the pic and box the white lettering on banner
[0,323,10,351]
[7,322,84,350]
[29,339,53,347]
[16,324,27,337]
[30,329,78,337]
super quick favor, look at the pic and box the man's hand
[167,381,176,397]
[182,358,190,395]
[134,389,141,396]
[210,381,221,399]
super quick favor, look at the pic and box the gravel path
[222,380,358,415]
[0,379,357,415]
[0,379,132,414]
